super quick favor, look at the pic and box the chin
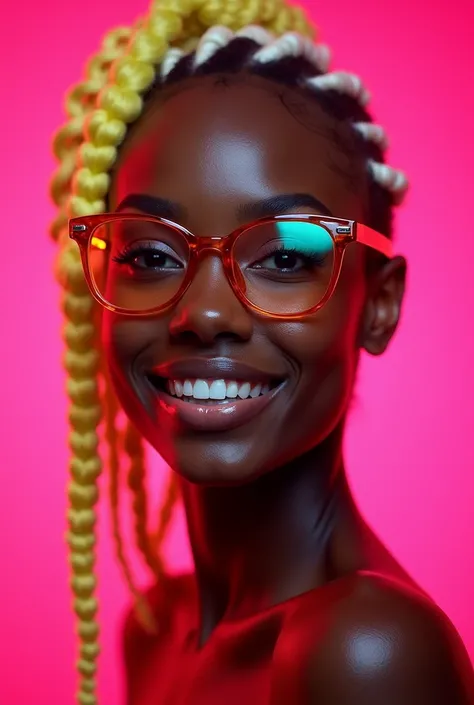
[150,429,279,487]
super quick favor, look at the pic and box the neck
[179,426,362,643]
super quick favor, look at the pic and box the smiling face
[102,74,400,485]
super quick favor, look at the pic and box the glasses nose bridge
[192,235,230,258]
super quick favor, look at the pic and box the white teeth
[226,381,238,398]
[209,379,227,400]
[164,378,273,401]
[193,379,210,399]
[152,372,279,401]
[183,380,193,397]
[250,384,261,398]
[238,382,251,399]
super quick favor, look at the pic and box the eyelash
[112,241,178,264]
[253,245,328,268]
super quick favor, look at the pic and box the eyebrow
[115,193,184,220]
[115,191,333,222]
[237,193,333,220]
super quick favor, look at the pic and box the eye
[112,242,184,272]
[252,247,327,272]
[238,221,335,278]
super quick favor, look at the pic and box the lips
[151,357,283,384]
[146,357,287,433]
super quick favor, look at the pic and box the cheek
[270,267,366,431]
[101,315,170,442]
[101,316,135,416]
[277,263,366,368]
[102,313,127,371]
[276,309,359,411]
[101,314,151,393]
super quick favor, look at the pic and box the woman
[50,0,474,703]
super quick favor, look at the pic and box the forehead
[110,74,368,225]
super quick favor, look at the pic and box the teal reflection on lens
[275,221,333,255]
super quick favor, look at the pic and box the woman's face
[103,74,403,485]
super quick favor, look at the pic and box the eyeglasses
[69,213,392,320]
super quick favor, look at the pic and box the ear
[360,255,407,356]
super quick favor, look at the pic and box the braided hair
[149,27,406,238]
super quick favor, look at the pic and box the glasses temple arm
[355,223,393,258]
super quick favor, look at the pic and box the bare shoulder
[271,570,474,705]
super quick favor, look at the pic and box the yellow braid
[50,1,315,702]
[59,243,102,705]
[123,419,180,579]
[50,27,133,243]
[153,466,180,550]
[124,421,166,580]
[104,390,158,634]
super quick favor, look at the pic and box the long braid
[124,420,180,589]
[51,25,138,705]
[153,469,180,552]
[104,388,158,634]
[124,420,166,580]
[59,243,102,705]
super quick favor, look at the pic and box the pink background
[1,1,473,703]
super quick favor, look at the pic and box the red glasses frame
[69,212,393,320]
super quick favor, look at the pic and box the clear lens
[233,219,335,314]
[87,217,335,315]
[88,218,189,312]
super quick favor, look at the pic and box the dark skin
[103,74,474,704]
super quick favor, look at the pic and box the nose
[168,256,253,346]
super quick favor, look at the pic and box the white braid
[252,32,331,73]
[305,77,408,204]
[369,162,409,205]
[157,25,409,206]
[160,48,186,79]
[354,123,389,151]
[193,26,235,67]
[194,25,278,68]
[306,72,371,107]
